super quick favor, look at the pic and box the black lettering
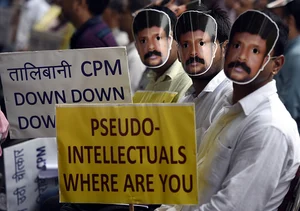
[124,174,135,191]
[91,119,99,136]
[136,146,145,163]
[94,146,101,163]
[83,88,94,102]
[111,174,118,192]
[169,175,180,193]
[110,118,117,136]
[81,61,93,77]
[178,146,187,164]
[93,61,102,76]
[159,146,169,164]
[113,87,125,100]
[18,116,28,129]
[92,174,100,191]
[118,146,126,164]
[105,59,121,75]
[142,118,154,136]
[68,146,71,163]
[100,174,110,191]
[170,146,178,164]
[147,174,154,192]
[64,174,78,191]
[135,174,145,192]
[127,146,136,164]
[71,89,82,103]
[73,146,84,163]
[84,146,93,163]
[147,146,157,164]
[100,118,108,136]
[110,146,118,164]
[183,175,193,193]
[103,146,110,164]
[14,92,24,106]
[131,118,140,136]
[118,118,128,136]
[159,174,167,192]
[80,174,91,191]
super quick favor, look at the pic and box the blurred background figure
[102,0,129,46]
[14,0,51,51]
[267,0,300,132]
[57,0,117,49]
[118,0,151,94]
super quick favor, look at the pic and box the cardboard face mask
[224,10,279,85]
[132,9,173,69]
[175,10,218,76]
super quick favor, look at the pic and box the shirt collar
[147,59,182,81]
[185,70,227,97]
[238,80,277,116]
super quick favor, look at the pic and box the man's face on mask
[178,30,214,75]
[135,26,171,67]
[224,32,268,83]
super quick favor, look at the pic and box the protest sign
[56,103,197,205]
[0,47,132,138]
[4,138,58,211]
[133,91,178,103]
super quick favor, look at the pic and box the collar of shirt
[70,16,102,48]
[147,59,182,83]
[185,70,227,98]
[236,80,277,116]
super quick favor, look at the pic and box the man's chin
[145,59,163,67]
[185,67,207,75]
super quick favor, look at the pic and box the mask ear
[168,35,173,51]
[177,50,181,62]
[272,55,285,75]
[221,40,229,57]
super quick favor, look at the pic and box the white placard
[0,47,132,138]
[4,138,58,211]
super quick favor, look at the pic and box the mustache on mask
[185,56,205,66]
[227,61,251,74]
[144,50,162,60]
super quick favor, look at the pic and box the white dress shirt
[179,70,232,149]
[157,80,300,211]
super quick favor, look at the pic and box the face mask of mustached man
[224,10,279,85]
[132,9,173,69]
[175,10,218,76]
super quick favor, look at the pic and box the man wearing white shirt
[15,0,50,51]
[175,5,232,148]
[158,10,300,211]
[119,0,150,94]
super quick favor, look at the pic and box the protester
[102,0,129,46]
[157,10,300,211]
[135,6,192,101]
[175,5,232,148]
[58,0,117,49]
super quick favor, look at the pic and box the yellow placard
[56,103,197,205]
[133,91,178,103]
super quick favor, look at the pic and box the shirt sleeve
[199,126,291,211]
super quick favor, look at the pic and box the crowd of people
[0,0,300,210]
